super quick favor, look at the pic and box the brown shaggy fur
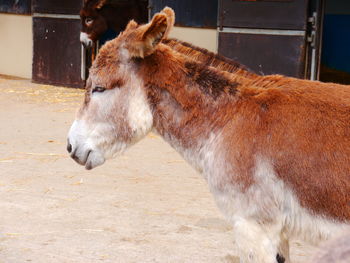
[74,7,350,262]
[162,38,255,77]
[185,61,239,99]
[91,14,350,220]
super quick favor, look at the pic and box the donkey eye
[85,17,93,25]
[92,86,106,93]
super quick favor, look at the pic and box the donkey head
[68,7,175,169]
[80,0,149,48]
[80,0,109,47]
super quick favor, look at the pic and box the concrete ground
[0,77,316,263]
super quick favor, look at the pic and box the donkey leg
[232,217,284,263]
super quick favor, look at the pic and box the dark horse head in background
[80,0,148,47]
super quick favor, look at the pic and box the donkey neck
[137,46,245,169]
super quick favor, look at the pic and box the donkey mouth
[84,150,93,170]
[70,148,105,170]
[70,148,90,166]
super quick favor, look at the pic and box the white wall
[0,18,217,79]
[169,26,217,53]
[0,14,32,79]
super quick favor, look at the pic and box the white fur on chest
[161,131,221,181]
[211,157,348,243]
[159,128,348,262]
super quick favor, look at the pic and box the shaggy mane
[162,38,256,77]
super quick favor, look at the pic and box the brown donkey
[80,0,148,47]
[68,8,350,263]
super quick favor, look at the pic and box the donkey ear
[125,20,139,31]
[127,12,168,58]
[161,7,175,38]
[141,13,168,52]
[95,0,108,9]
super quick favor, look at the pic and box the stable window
[320,0,350,84]
[150,0,217,28]
[0,0,31,15]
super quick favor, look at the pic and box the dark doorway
[82,0,149,81]
[320,0,350,84]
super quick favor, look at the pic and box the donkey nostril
[67,141,72,153]
[276,254,285,263]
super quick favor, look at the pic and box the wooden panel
[0,0,31,14]
[32,17,83,88]
[150,0,217,28]
[218,32,306,77]
[219,0,309,30]
[32,0,81,15]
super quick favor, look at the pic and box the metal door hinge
[307,12,318,48]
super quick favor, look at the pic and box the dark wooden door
[32,0,83,88]
[218,0,316,78]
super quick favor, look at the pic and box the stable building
[0,0,349,87]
